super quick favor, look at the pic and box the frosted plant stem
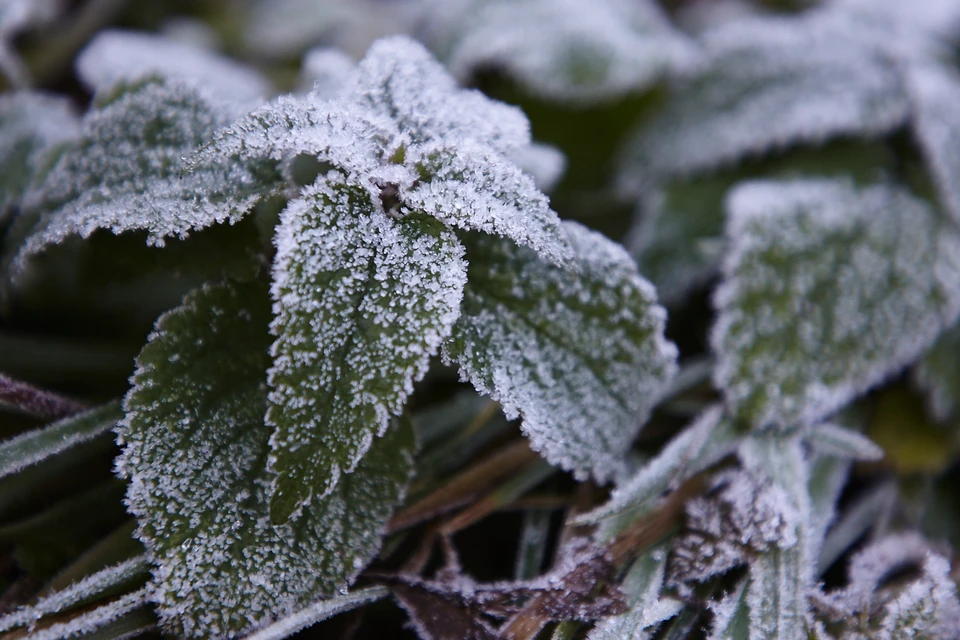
[243,587,389,640]
[0,373,86,419]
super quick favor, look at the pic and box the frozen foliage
[0,91,78,220]
[12,77,274,280]
[0,401,120,479]
[830,0,960,45]
[580,406,741,533]
[26,587,151,640]
[803,423,884,461]
[0,555,149,632]
[118,280,415,637]
[668,468,800,585]
[195,36,573,265]
[818,533,960,639]
[707,581,750,640]
[420,0,692,104]
[905,64,960,227]
[618,11,909,190]
[914,321,960,423]
[714,178,960,430]
[266,174,465,522]
[739,434,812,640]
[76,30,271,110]
[508,142,567,194]
[243,587,388,640]
[444,222,677,484]
[588,545,680,639]
[805,455,851,572]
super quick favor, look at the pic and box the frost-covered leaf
[119,279,416,637]
[914,320,960,423]
[11,77,280,281]
[0,91,78,221]
[831,0,960,46]
[804,424,884,461]
[580,406,741,534]
[588,545,677,639]
[668,467,799,585]
[806,455,850,571]
[0,555,149,632]
[422,0,692,104]
[739,434,811,640]
[193,35,573,265]
[877,553,960,640]
[243,587,388,640]
[619,12,908,187]
[507,142,566,194]
[0,400,120,479]
[266,172,464,522]
[444,222,677,484]
[713,178,960,430]
[76,29,271,110]
[906,63,960,228]
[708,581,750,640]
[26,587,151,640]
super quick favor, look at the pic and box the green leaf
[243,587,388,640]
[713,178,960,430]
[11,77,280,280]
[266,172,464,522]
[618,11,908,188]
[119,279,416,637]
[0,401,121,479]
[0,91,78,221]
[444,221,678,484]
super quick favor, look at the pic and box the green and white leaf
[707,581,750,640]
[243,587,388,640]
[191,36,573,265]
[266,172,464,522]
[76,29,271,111]
[0,400,121,480]
[0,91,79,220]
[26,587,152,640]
[12,77,279,280]
[579,406,741,536]
[804,423,884,461]
[421,0,692,103]
[713,178,960,430]
[0,555,149,632]
[119,279,416,637]
[444,221,678,485]
[740,434,811,640]
[588,545,679,639]
[618,11,908,189]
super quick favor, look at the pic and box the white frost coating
[266,172,466,517]
[579,406,740,529]
[25,587,151,640]
[420,0,693,104]
[445,221,677,485]
[0,555,149,632]
[193,35,573,265]
[12,78,263,280]
[243,587,388,640]
[508,142,566,193]
[298,48,355,97]
[818,533,960,639]
[618,11,909,191]
[588,546,678,639]
[804,424,884,461]
[119,280,416,637]
[713,178,960,430]
[830,0,960,46]
[740,435,812,640]
[0,90,79,217]
[0,0,60,86]
[76,30,270,111]
[0,401,120,480]
[906,64,960,227]
[668,467,800,585]
[805,455,850,572]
